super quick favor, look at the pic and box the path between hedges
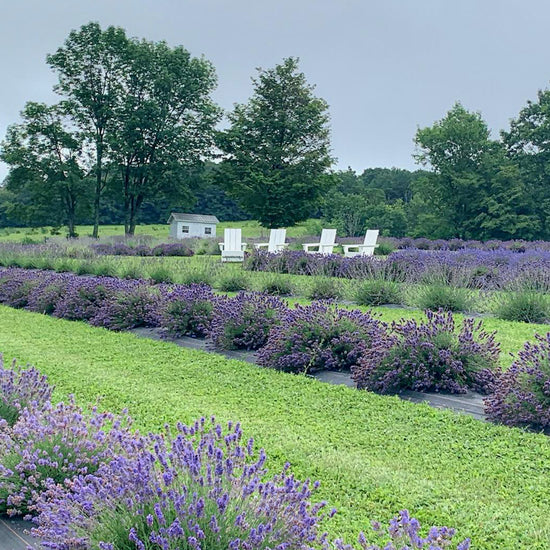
[130,327,487,421]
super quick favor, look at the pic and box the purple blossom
[354,310,500,394]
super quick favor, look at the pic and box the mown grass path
[0,306,549,548]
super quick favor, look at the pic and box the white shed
[168,213,219,240]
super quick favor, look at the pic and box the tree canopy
[217,57,333,228]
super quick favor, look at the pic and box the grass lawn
[0,220,321,242]
[0,306,549,548]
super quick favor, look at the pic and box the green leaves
[218,57,333,228]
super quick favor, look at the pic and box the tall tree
[502,89,550,238]
[47,22,129,238]
[414,103,492,238]
[0,102,88,236]
[110,39,220,235]
[218,57,334,228]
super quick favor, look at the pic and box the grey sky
[1,0,550,182]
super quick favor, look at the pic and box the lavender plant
[210,292,286,350]
[159,284,218,337]
[91,285,160,331]
[257,302,386,374]
[0,399,135,517]
[33,417,334,550]
[484,333,550,429]
[353,310,500,394]
[0,356,52,426]
[334,509,470,550]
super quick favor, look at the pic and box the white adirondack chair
[302,229,337,255]
[254,229,288,253]
[219,228,247,262]
[343,229,379,257]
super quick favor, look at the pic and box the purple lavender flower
[210,292,286,350]
[485,333,550,429]
[33,417,332,550]
[257,302,386,374]
[354,310,500,394]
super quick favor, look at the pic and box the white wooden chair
[302,229,337,255]
[254,228,288,253]
[219,228,247,262]
[343,229,379,257]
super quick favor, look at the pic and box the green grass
[0,220,320,242]
[0,306,549,548]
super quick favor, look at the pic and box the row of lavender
[244,249,550,291]
[0,267,547,430]
[380,236,550,252]
[0,361,470,549]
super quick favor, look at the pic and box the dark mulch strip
[129,327,487,420]
[0,516,39,549]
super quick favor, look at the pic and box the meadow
[1,226,550,548]
[0,307,549,548]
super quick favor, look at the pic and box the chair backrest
[320,228,337,246]
[224,228,242,251]
[268,228,286,251]
[363,229,379,247]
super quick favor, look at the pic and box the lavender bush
[353,310,500,394]
[53,276,128,321]
[210,292,286,350]
[0,356,52,426]
[257,302,386,374]
[33,417,334,550]
[334,509,470,550]
[484,333,550,429]
[0,399,135,517]
[91,285,160,331]
[159,284,218,337]
[244,248,550,292]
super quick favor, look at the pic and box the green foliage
[355,279,402,306]
[306,277,343,300]
[217,272,251,292]
[218,57,333,228]
[414,284,473,313]
[260,275,294,296]
[147,265,175,284]
[494,291,550,324]
[0,307,549,548]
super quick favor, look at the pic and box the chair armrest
[342,244,359,253]
[302,243,319,252]
[275,243,289,251]
[255,243,269,249]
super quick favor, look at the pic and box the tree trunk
[92,142,103,239]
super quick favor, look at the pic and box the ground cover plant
[0,355,471,550]
[0,307,548,548]
[353,310,500,394]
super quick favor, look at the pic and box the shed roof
[168,213,220,224]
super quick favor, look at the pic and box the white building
[168,213,219,240]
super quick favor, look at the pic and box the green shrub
[306,277,343,300]
[179,268,214,286]
[374,242,395,256]
[148,265,175,284]
[217,272,251,292]
[53,260,74,273]
[260,275,294,296]
[90,262,118,278]
[355,279,402,306]
[120,264,143,280]
[414,284,472,312]
[494,291,550,323]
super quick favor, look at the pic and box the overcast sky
[1,0,550,182]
